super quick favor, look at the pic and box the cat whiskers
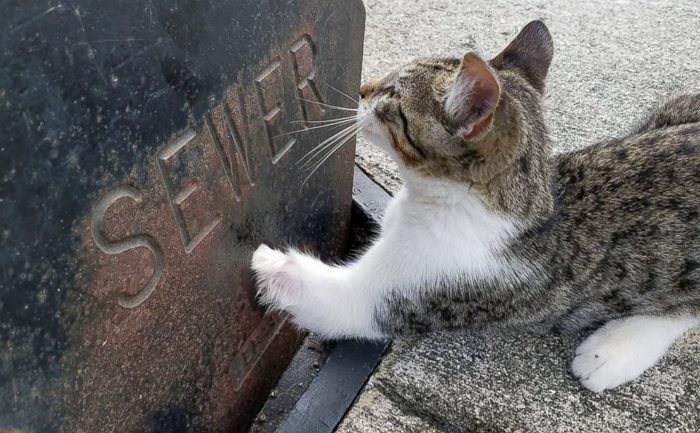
[323,82,359,104]
[297,97,358,113]
[272,115,357,139]
[282,93,366,185]
[299,120,365,185]
[298,120,362,167]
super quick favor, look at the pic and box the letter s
[91,185,164,309]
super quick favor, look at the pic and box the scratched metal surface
[0,0,365,432]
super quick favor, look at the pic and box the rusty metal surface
[0,1,365,432]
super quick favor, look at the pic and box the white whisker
[297,123,361,166]
[290,116,357,124]
[298,123,364,168]
[324,82,359,104]
[306,130,359,174]
[298,97,358,112]
[302,127,362,185]
[300,129,364,175]
[273,118,357,139]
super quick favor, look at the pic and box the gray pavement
[343,0,700,431]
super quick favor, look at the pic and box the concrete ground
[342,0,700,432]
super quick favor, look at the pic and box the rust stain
[61,120,307,432]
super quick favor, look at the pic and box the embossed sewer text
[89,34,330,390]
[90,34,326,309]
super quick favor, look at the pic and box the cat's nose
[359,85,370,99]
[360,80,379,99]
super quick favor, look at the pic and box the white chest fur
[358,178,523,297]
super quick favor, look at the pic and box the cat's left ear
[490,20,554,93]
[445,53,502,140]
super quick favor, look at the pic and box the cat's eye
[397,104,426,158]
[371,85,397,99]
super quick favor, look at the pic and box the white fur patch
[252,244,382,339]
[357,100,398,157]
[364,176,523,295]
[251,173,524,339]
[571,315,700,392]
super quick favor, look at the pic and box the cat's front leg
[251,244,385,339]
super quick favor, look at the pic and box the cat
[251,20,700,392]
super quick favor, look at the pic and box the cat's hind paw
[571,336,637,392]
[571,317,669,392]
[251,244,303,310]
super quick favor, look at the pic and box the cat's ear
[490,20,553,93]
[445,53,501,139]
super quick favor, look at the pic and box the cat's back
[539,97,700,323]
[550,95,700,273]
[555,98,700,218]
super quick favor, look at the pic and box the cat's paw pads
[251,244,302,309]
[571,326,656,392]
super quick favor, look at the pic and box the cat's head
[358,21,554,194]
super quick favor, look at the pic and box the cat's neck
[401,170,479,205]
[399,158,556,230]
[396,171,524,269]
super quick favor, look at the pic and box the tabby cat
[251,21,700,392]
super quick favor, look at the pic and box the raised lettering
[158,129,221,255]
[228,313,284,390]
[205,87,256,202]
[255,60,295,163]
[290,35,325,123]
[91,185,165,309]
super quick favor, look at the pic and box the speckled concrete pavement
[339,1,700,432]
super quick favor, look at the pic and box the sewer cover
[0,0,365,431]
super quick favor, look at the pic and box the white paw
[571,318,669,392]
[251,244,303,310]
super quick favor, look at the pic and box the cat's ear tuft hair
[445,53,502,140]
[490,20,554,93]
